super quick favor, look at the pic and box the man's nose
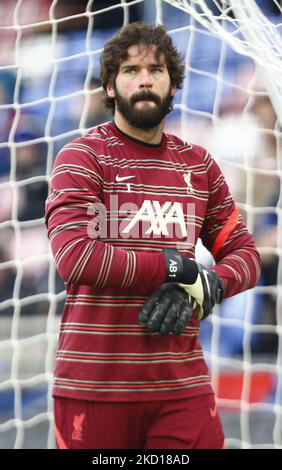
[138,69,153,88]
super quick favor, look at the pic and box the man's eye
[124,68,135,74]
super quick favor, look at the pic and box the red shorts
[54,394,225,449]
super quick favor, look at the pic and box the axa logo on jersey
[87,196,196,244]
[122,200,187,236]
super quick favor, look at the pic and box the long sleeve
[45,144,166,289]
[200,153,261,298]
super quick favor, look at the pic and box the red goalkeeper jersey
[45,121,261,402]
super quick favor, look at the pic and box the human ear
[106,82,115,98]
[171,85,177,97]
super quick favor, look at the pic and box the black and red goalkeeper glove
[139,283,194,335]
[162,249,224,320]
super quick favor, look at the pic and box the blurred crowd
[0,0,281,357]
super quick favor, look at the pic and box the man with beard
[45,23,261,449]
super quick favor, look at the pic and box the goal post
[0,0,281,449]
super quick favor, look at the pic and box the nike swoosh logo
[115,175,136,182]
[210,406,217,418]
[203,269,211,297]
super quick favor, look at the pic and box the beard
[114,85,173,130]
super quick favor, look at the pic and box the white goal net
[0,0,281,449]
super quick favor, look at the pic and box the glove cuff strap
[163,249,198,284]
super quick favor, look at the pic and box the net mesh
[0,0,281,448]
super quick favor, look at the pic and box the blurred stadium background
[0,0,281,448]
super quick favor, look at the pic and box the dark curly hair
[100,22,185,112]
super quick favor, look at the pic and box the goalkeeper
[45,22,261,449]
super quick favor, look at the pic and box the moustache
[130,91,161,106]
